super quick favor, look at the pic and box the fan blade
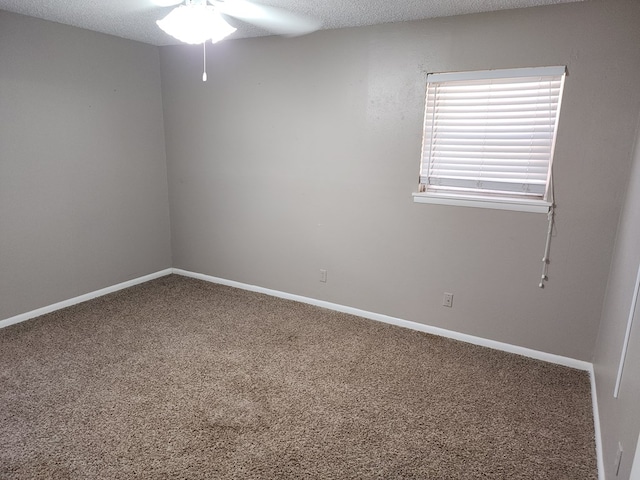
[151,0,184,6]
[213,0,321,37]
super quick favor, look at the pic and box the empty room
[1,0,640,478]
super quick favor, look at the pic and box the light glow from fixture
[157,4,237,45]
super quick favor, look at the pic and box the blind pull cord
[539,206,554,288]
[539,171,555,289]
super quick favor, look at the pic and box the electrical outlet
[615,442,623,476]
[320,269,327,283]
[443,292,453,308]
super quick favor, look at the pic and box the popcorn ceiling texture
[0,0,582,46]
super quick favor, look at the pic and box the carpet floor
[0,274,596,479]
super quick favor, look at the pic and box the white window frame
[413,66,566,214]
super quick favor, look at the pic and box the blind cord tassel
[539,206,554,288]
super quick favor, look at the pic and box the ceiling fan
[152,0,321,45]
[152,0,320,80]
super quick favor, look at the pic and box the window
[414,66,566,213]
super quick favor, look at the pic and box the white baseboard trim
[0,269,173,330]
[588,364,606,480]
[1,266,593,371]
[173,268,591,371]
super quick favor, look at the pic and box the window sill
[412,192,551,214]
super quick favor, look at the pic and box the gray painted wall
[593,116,640,479]
[0,11,172,320]
[160,0,640,361]
[2,1,640,475]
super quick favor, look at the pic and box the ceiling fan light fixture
[156,4,237,45]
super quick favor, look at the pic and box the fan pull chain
[202,41,207,82]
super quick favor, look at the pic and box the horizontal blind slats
[429,175,548,184]
[423,177,548,192]
[426,111,558,120]
[427,141,554,148]
[429,150,551,157]
[427,66,565,82]
[431,153,551,161]
[431,98,559,108]
[428,105,558,114]
[426,132,555,140]
[428,84,562,95]
[432,121,556,128]
[420,68,564,198]
[422,169,549,178]
[428,170,549,179]
[428,78,562,90]
[430,126,556,133]
[432,88,561,100]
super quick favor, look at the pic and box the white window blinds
[420,66,566,200]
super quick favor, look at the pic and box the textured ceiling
[0,0,583,46]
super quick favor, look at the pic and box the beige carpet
[0,274,596,479]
